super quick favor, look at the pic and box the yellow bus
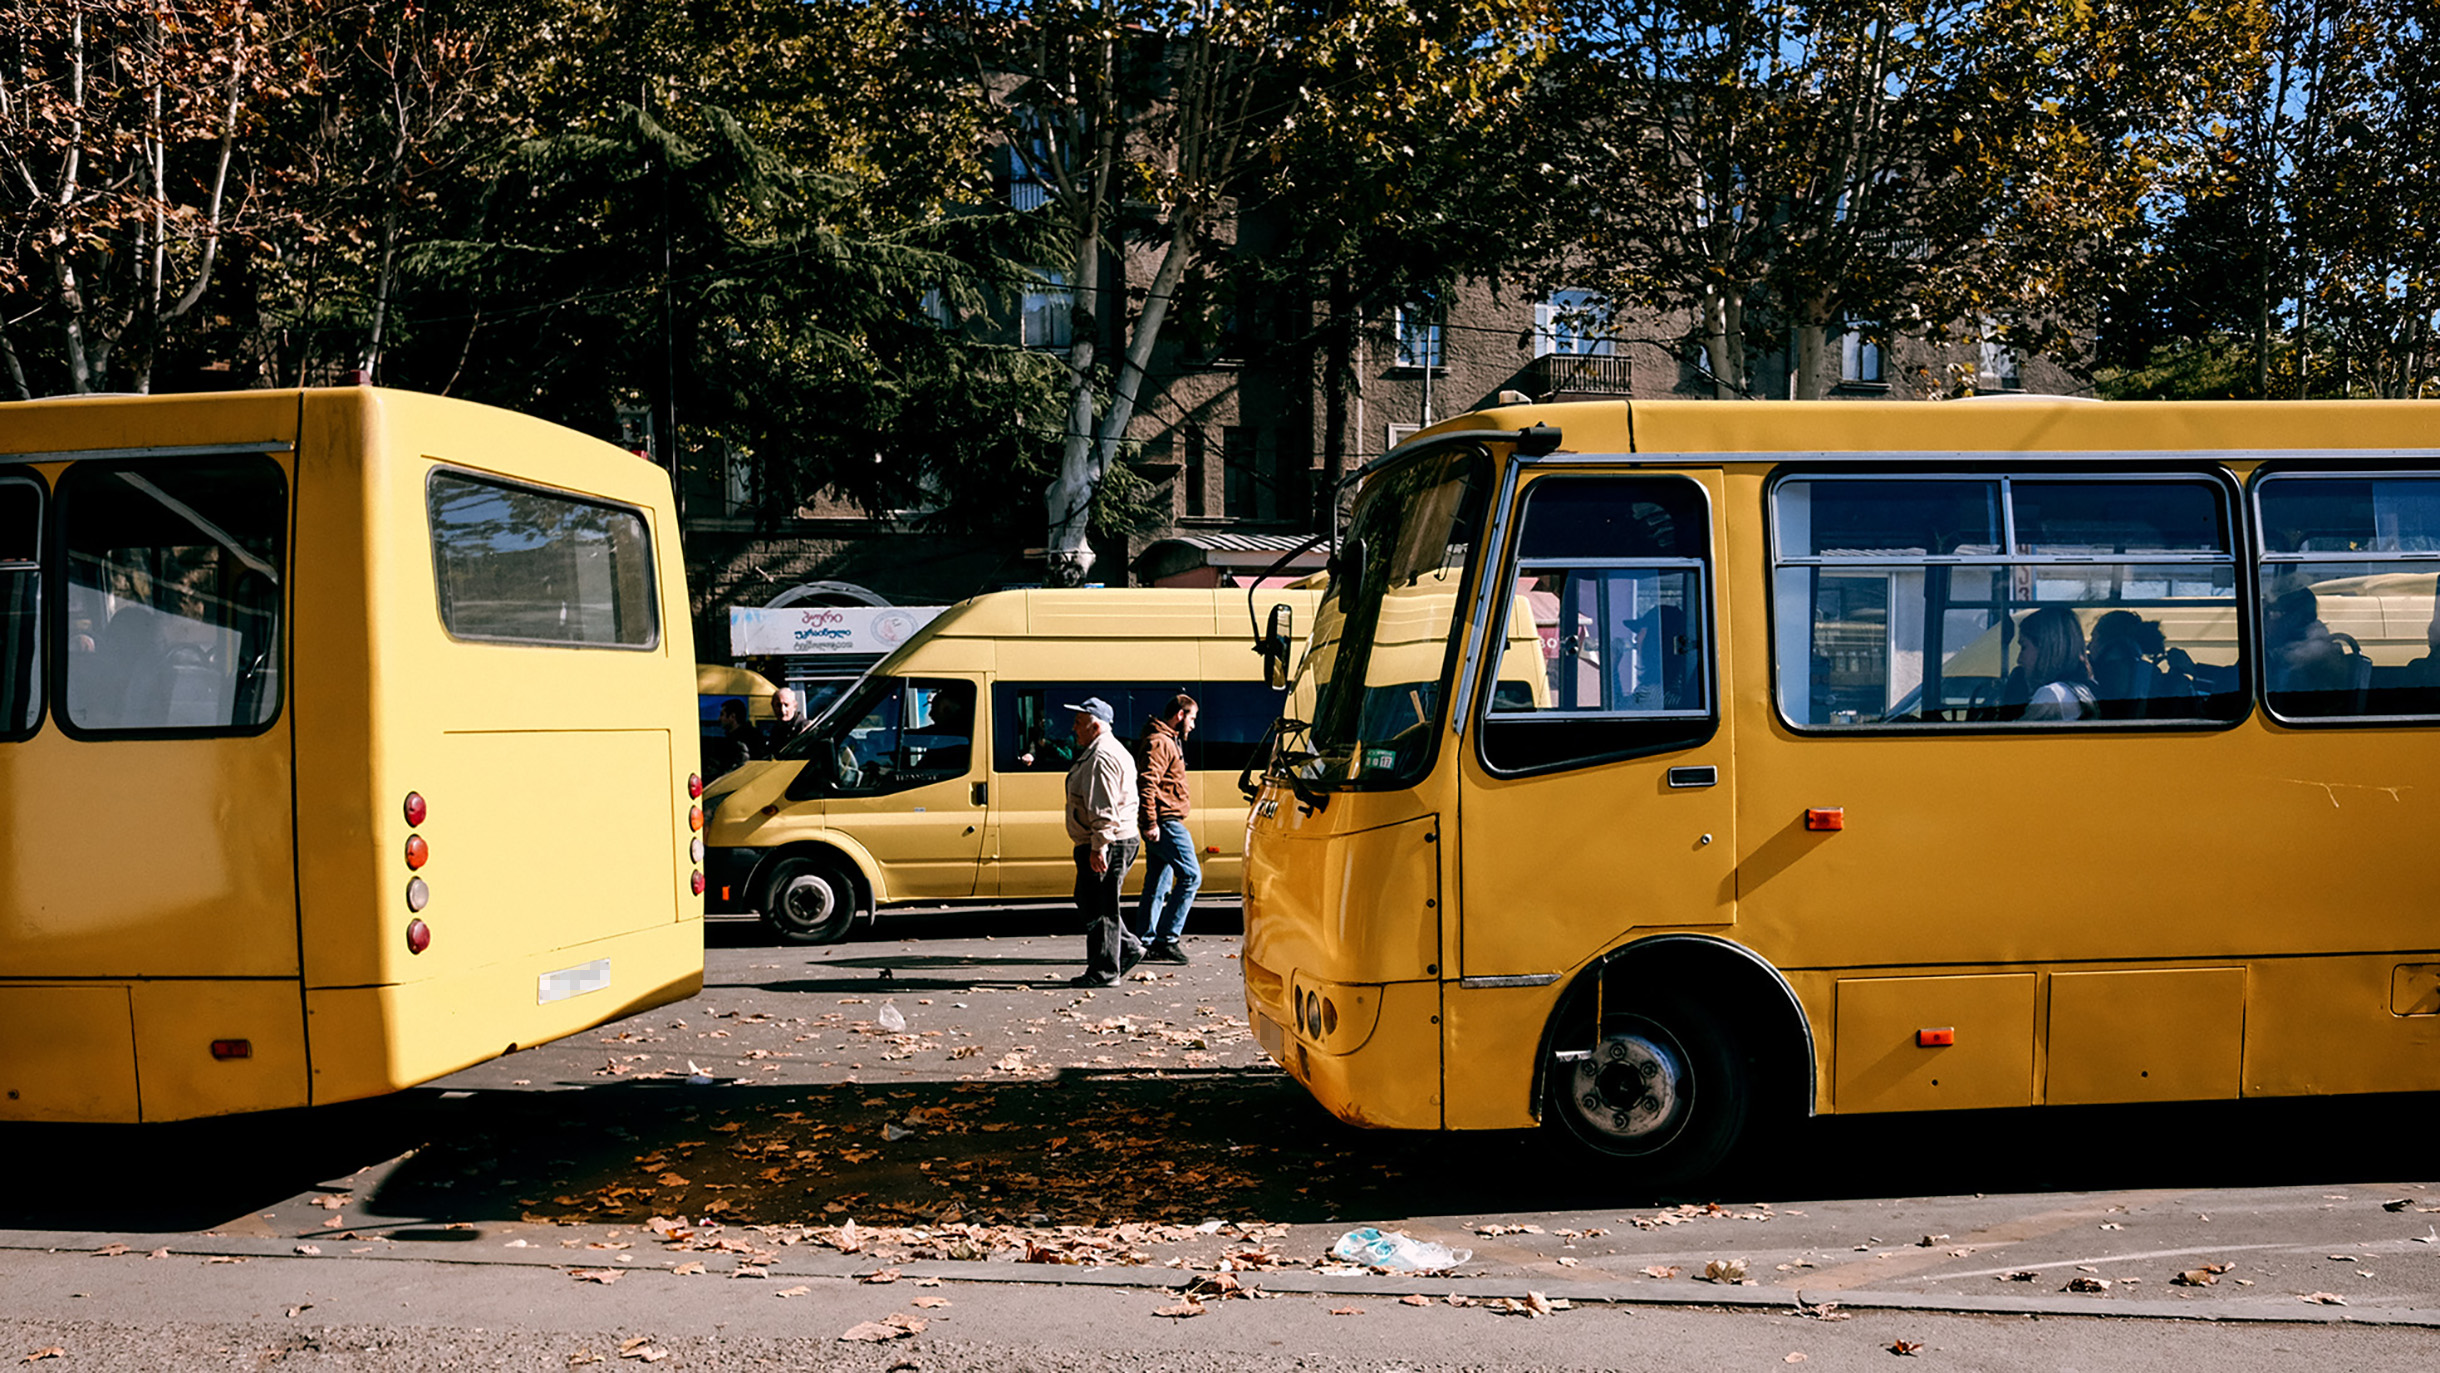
[703,587,1314,943]
[0,387,704,1123]
[1243,397,2440,1180]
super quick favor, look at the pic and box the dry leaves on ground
[1794,1300,1850,1322]
[2063,1277,2110,1293]
[1702,1258,1750,1283]
[1640,1264,1680,1279]
[1785,1355,1808,1364]
[775,1286,812,1298]
[838,1314,926,1342]
[571,1268,624,1284]
[1398,1294,1432,1307]
[22,1350,66,1364]
[617,1335,667,1362]
[2174,1263,2232,1286]
[1889,1340,1922,1356]
[2301,1292,2348,1305]
[1329,1307,1364,1316]
[1153,1299,1206,1319]
[911,1296,950,1309]
[1487,1291,1566,1318]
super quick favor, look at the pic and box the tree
[1547,0,2255,399]
[0,0,305,396]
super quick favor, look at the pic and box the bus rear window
[61,457,286,734]
[429,473,657,648]
[2,478,39,735]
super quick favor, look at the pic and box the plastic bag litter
[1330,1227,1472,1273]
[877,1001,906,1033]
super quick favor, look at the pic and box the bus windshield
[1287,446,1491,788]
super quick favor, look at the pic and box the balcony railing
[1525,350,1633,398]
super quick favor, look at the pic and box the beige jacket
[1064,730,1140,852]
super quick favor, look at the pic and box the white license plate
[538,958,612,1004]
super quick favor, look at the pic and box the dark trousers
[1074,838,1142,980]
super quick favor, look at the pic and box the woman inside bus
[2005,605,2099,721]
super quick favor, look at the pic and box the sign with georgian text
[729,605,944,657]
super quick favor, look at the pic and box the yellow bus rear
[1244,398,2440,1180]
[0,387,704,1123]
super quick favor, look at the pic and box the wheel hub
[1569,1031,1683,1145]
[778,875,836,925]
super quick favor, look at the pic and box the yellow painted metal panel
[1442,980,1563,1129]
[130,979,309,1121]
[1254,979,1443,1130]
[2244,954,2440,1096]
[308,915,703,1104]
[1834,974,2036,1113]
[2045,968,2244,1105]
[0,985,137,1122]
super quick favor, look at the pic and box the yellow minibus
[0,388,704,1123]
[1244,397,2440,1180]
[702,588,1315,943]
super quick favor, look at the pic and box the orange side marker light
[1804,807,1845,832]
[1917,1027,1955,1047]
[210,1039,252,1060]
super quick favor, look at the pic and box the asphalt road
[4,903,2438,1369]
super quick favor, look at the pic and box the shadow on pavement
[7,1067,2440,1240]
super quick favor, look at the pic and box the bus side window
[1190,680,1288,775]
[2257,474,2440,722]
[1,478,39,737]
[1480,476,1716,774]
[59,457,286,735]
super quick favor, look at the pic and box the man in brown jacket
[1132,693,1200,963]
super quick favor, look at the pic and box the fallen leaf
[671,1262,706,1276]
[1153,1300,1205,1319]
[2383,1199,2411,1212]
[2302,1292,2348,1306]
[2174,1267,2224,1286]
[1786,1355,1809,1364]
[863,1268,902,1284]
[92,1245,129,1258]
[1640,1264,1681,1279]
[1916,1234,1950,1246]
[1399,1294,1432,1307]
[571,1269,623,1284]
[2063,1277,2110,1293]
[2003,1271,2038,1282]
[146,1249,169,1260]
[1702,1258,1749,1283]
[838,1314,926,1342]
[202,1257,249,1265]
[1795,1300,1850,1321]
[775,1286,812,1298]
[293,1245,321,1256]
[567,1353,601,1368]
[23,1350,66,1364]
[911,1296,950,1309]
[1889,1340,1922,1356]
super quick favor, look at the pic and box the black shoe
[1118,941,1146,975]
[1145,941,1190,965]
[1068,973,1116,988]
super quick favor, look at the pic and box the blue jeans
[1133,817,1201,942]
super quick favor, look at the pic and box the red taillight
[405,835,429,870]
[688,806,702,833]
[210,1039,251,1060]
[690,870,706,896]
[405,918,431,954]
[688,773,704,800]
[404,792,427,826]
[405,877,430,913]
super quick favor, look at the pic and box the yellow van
[701,587,1318,942]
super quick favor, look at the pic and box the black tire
[759,855,859,945]
[1548,989,1750,1187]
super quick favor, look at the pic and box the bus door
[811,676,986,899]
[1458,472,1734,979]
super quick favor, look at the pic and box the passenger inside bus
[2005,605,2098,721]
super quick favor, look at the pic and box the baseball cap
[1062,697,1115,723]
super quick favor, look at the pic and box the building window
[1837,323,1885,386]
[1533,289,1613,357]
[1393,298,1442,370]
[1979,335,2023,391]
[1022,272,1072,350]
[1223,426,1262,519]
[1007,119,1054,211]
[1183,429,1207,518]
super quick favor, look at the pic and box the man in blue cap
[1062,696,1142,987]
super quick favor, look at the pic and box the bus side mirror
[1260,602,1294,690]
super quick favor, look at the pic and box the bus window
[1187,680,1284,775]
[789,676,976,796]
[60,457,286,734]
[428,472,656,648]
[2256,473,2440,720]
[1772,474,2243,728]
[993,683,1167,772]
[1481,476,1713,773]
[2,478,38,736]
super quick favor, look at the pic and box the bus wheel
[1549,993,1748,1186]
[761,857,858,945]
